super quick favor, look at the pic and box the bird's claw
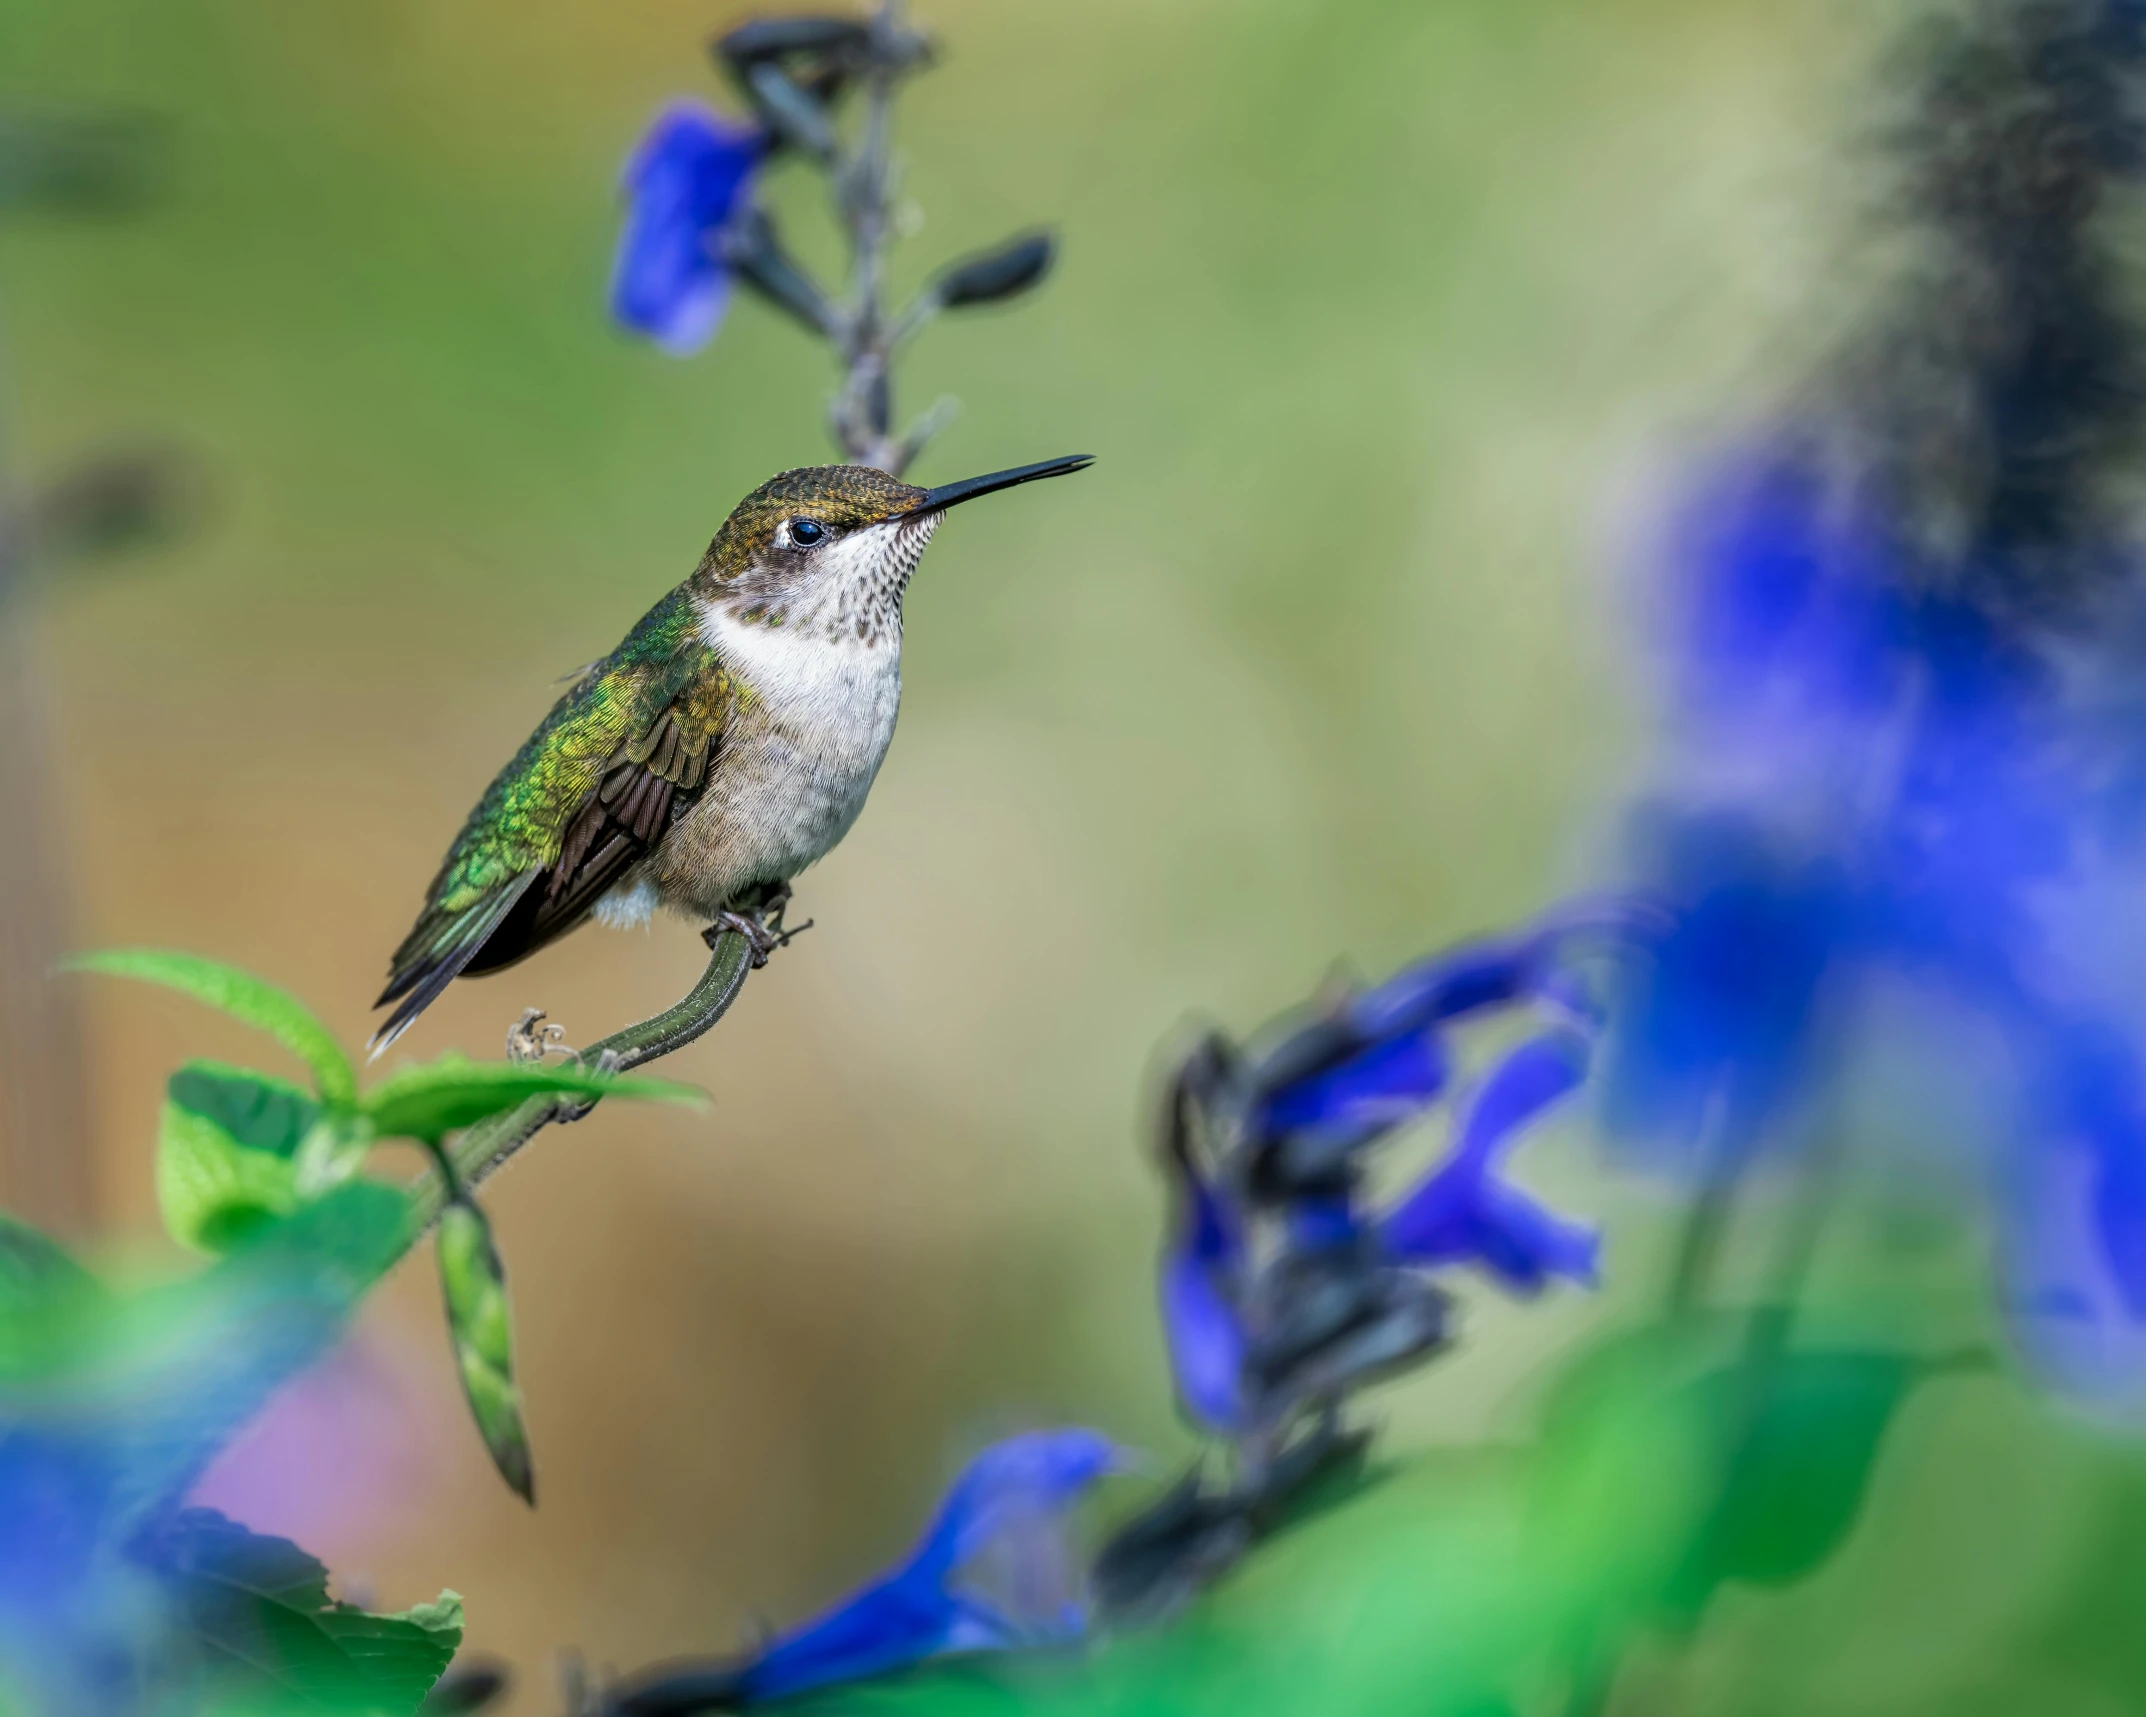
[705,891,814,968]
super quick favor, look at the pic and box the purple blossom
[610,104,767,355]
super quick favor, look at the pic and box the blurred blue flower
[0,1432,111,1614]
[1149,927,1617,1444]
[1159,1131,1247,1434]
[1667,449,1903,743]
[0,1431,148,1714]
[732,1429,1123,1704]
[611,103,767,355]
[1992,1003,2146,1365]
[1381,1030,1600,1294]
[1344,924,1588,1042]
[1623,400,2146,1387]
[1253,914,1631,1164]
[1604,813,1854,1159]
[1257,1031,1445,1148]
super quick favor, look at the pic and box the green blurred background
[10,0,2080,1711]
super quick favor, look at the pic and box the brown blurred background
[0,0,1854,1702]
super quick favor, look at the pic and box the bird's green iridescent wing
[372,591,730,1051]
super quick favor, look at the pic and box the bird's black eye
[789,518,825,546]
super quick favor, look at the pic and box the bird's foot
[705,888,814,969]
[733,877,792,923]
[756,882,814,956]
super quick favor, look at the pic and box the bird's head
[693,455,1092,643]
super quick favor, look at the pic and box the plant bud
[437,1198,534,1504]
[931,232,1055,309]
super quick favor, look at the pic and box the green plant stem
[1664,1083,1748,1315]
[1733,1123,1842,1382]
[395,930,756,1256]
[1562,1125,1845,1717]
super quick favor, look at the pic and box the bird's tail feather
[369,873,539,1059]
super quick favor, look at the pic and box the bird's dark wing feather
[462,702,721,976]
[371,599,730,1054]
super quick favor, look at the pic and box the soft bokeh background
[0,0,2001,1708]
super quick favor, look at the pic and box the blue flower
[1250,915,1632,1165]
[1159,1133,1248,1434]
[1667,448,1904,743]
[611,103,767,355]
[1381,1031,1600,1293]
[1343,929,1566,1042]
[1989,998,2146,1390]
[1603,815,1854,1160]
[1622,362,2146,1390]
[1256,1031,1446,1149]
[1622,459,2146,1386]
[731,1429,1124,1704]
[1148,928,1621,1442]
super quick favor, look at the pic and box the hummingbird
[372,454,1092,1053]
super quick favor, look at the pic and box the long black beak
[910,454,1093,514]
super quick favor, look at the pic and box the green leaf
[290,1115,378,1200]
[0,1212,107,1378]
[1663,1349,1921,1619]
[361,1054,702,1147]
[67,949,357,1107]
[0,1210,96,1305]
[1528,1321,1722,1625]
[1527,1320,1928,1644]
[158,1062,321,1254]
[168,1061,320,1155]
[436,1199,534,1504]
[144,1506,461,1714]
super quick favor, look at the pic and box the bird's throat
[708,512,939,650]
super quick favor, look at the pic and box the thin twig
[829,0,916,474]
[396,930,756,1254]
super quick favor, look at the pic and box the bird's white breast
[658,597,904,910]
[698,595,903,748]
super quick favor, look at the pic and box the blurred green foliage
[0,952,709,1710]
[64,947,693,1514]
[0,1182,452,1713]
[145,1509,463,1715]
[158,1060,319,1251]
